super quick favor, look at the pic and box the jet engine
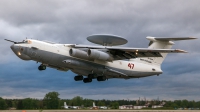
[87,49,113,61]
[69,48,88,60]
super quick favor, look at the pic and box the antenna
[87,34,127,46]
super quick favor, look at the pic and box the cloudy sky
[0,0,200,101]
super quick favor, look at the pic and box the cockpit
[22,40,28,43]
[9,39,32,60]
[17,39,32,44]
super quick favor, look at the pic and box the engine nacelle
[87,49,113,61]
[69,48,88,60]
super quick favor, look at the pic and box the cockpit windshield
[22,40,28,43]
[18,40,31,44]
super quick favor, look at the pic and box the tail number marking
[128,63,134,69]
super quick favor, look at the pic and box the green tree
[196,101,200,108]
[17,100,23,109]
[110,102,119,109]
[181,99,188,108]
[32,99,39,109]
[97,101,105,106]
[70,96,83,106]
[22,98,39,109]
[23,98,32,109]
[38,100,44,109]
[174,100,181,108]
[0,97,7,109]
[5,99,12,108]
[43,91,60,109]
[82,99,93,107]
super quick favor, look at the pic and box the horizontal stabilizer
[155,37,197,41]
[147,36,197,41]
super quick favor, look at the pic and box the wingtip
[189,37,197,39]
[183,51,188,53]
[175,49,188,53]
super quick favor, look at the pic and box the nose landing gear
[38,65,46,71]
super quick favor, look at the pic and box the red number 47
[128,63,134,69]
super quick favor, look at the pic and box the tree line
[0,91,200,110]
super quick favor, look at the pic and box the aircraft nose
[10,44,18,52]
[10,44,14,50]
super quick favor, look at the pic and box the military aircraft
[5,35,196,83]
[92,102,107,109]
[63,102,79,109]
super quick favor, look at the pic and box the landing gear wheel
[97,76,106,81]
[38,65,46,71]
[74,76,83,81]
[83,78,92,83]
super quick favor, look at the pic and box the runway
[0,110,199,112]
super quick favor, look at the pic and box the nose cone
[10,44,18,53]
[10,44,14,50]
[10,44,31,60]
[10,44,16,52]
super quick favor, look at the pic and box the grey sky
[0,0,200,100]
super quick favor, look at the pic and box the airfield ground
[0,110,199,112]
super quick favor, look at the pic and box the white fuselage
[10,39,162,80]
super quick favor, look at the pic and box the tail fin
[146,36,196,65]
[64,102,67,106]
[93,102,96,107]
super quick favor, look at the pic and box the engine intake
[69,48,88,60]
[87,49,113,61]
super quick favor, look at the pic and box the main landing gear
[74,76,83,81]
[88,74,97,79]
[97,76,106,81]
[38,64,46,71]
[83,78,92,83]
[74,75,107,83]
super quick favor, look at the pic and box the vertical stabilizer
[147,37,173,65]
[93,102,96,107]
[146,36,196,65]
[63,102,69,109]
[64,102,67,106]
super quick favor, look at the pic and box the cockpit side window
[21,40,28,44]
[21,40,32,44]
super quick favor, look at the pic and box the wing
[70,45,186,60]
[68,35,196,61]
[105,47,185,59]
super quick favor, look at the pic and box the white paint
[7,36,195,82]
